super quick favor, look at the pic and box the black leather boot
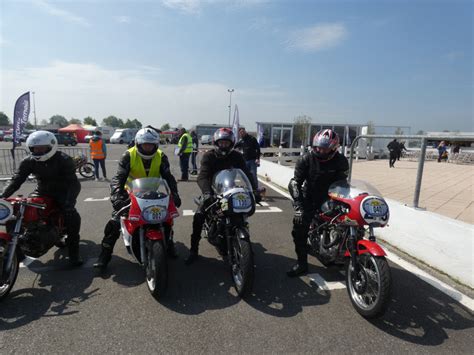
[287,255,308,277]
[93,247,112,269]
[68,243,84,267]
[167,240,178,259]
[185,250,198,265]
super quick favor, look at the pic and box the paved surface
[351,159,474,224]
[0,144,473,353]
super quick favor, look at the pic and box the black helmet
[213,128,235,157]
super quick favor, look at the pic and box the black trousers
[190,204,206,252]
[389,151,397,167]
[290,209,314,264]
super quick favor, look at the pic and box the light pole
[32,91,37,129]
[227,88,234,126]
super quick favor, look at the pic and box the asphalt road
[0,143,472,353]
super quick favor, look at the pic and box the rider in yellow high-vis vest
[94,127,182,269]
[177,128,193,181]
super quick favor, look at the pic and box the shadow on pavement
[159,241,241,314]
[0,240,99,331]
[370,266,474,346]
[244,243,331,317]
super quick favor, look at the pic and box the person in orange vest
[89,131,107,181]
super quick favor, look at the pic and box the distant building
[193,123,232,139]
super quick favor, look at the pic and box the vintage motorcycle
[116,177,179,300]
[308,179,391,318]
[197,168,256,297]
[0,195,67,300]
[73,154,95,179]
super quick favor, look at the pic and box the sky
[0,0,472,133]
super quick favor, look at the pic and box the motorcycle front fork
[348,226,375,278]
[3,204,26,276]
[139,225,167,267]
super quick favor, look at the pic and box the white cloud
[0,61,301,131]
[286,23,348,52]
[114,15,131,24]
[33,0,90,27]
[161,0,202,14]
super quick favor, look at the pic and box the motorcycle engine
[309,224,344,261]
[19,223,60,258]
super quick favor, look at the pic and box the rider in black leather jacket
[287,129,349,277]
[1,131,83,266]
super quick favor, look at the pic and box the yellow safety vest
[89,139,105,160]
[127,146,162,185]
[178,132,193,153]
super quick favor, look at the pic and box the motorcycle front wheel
[145,240,168,300]
[230,229,254,298]
[0,251,20,301]
[346,254,391,318]
[79,163,95,179]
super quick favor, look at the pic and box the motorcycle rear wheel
[145,240,168,300]
[231,230,254,298]
[346,254,391,318]
[0,252,20,301]
[79,163,95,179]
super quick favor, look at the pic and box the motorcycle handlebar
[20,201,46,210]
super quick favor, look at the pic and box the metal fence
[348,134,474,208]
[0,147,90,178]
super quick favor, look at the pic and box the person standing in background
[177,128,193,181]
[387,139,399,168]
[89,131,107,181]
[190,130,199,175]
[234,127,261,187]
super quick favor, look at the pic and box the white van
[84,126,115,143]
[110,128,138,144]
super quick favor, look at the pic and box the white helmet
[25,131,58,162]
[135,127,159,159]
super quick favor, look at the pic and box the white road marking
[259,201,269,207]
[308,273,346,290]
[257,177,291,199]
[84,197,110,202]
[384,250,474,311]
[255,206,282,213]
[262,174,474,310]
[182,205,282,216]
[20,256,37,268]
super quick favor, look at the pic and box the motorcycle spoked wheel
[145,240,168,300]
[0,252,20,301]
[346,254,391,318]
[230,231,254,298]
[79,163,95,179]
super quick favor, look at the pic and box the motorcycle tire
[0,251,20,301]
[145,240,168,300]
[346,254,391,318]
[231,229,254,298]
[79,163,95,179]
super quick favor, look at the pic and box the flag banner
[257,124,264,146]
[232,104,239,142]
[12,92,30,148]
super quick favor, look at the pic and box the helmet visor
[30,145,52,156]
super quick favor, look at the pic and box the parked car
[110,128,138,144]
[4,134,27,142]
[200,135,212,145]
[54,133,77,146]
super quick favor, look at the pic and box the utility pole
[227,88,234,126]
[32,91,37,129]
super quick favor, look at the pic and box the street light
[227,89,234,126]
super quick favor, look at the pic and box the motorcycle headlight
[0,199,13,224]
[142,205,168,224]
[231,192,252,211]
[361,197,389,226]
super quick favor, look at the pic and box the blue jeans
[93,159,107,179]
[191,152,198,172]
[245,160,258,188]
[179,153,191,180]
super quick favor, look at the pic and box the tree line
[0,112,143,129]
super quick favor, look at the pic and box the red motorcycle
[116,177,179,300]
[308,179,391,318]
[0,195,66,300]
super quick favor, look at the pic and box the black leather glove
[112,198,130,211]
[173,193,182,208]
[293,209,304,225]
[201,192,215,209]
